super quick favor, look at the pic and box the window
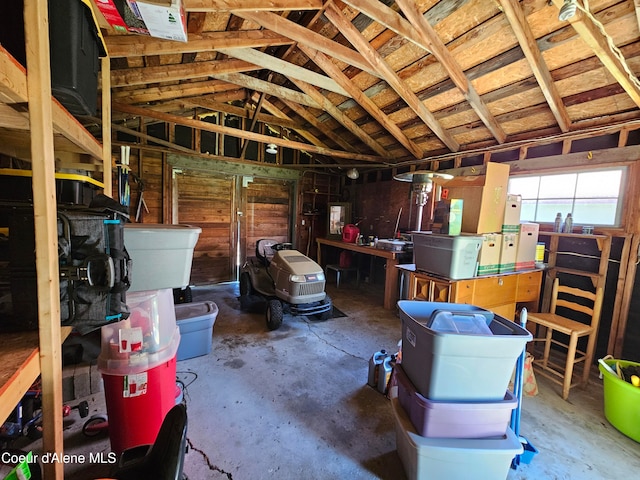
[507,167,625,226]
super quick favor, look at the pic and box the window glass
[508,167,624,226]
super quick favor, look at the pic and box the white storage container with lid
[124,224,201,292]
[98,288,180,375]
[412,232,482,279]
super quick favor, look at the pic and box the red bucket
[342,224,360,243]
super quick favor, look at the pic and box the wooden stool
[325,264,360,288]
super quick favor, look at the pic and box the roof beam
[104,30,293,58]
[290,78,392,158]
[111,102,387,163]
[109,58,260,87]
[217,47,350,96]
[111,79,240,103]
[233,10,379,78]
[394,0,506,144]
[498,0,571,132]
[551,0,640,108]
[298,44,424,159]
[279,98,359,153]
[211,72,320,108]
[324,2,459,152]
[184,0,321,11]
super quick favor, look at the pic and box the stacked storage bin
[393,301,532,480]
[97,224,202,454]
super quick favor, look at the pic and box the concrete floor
[12,281,640,479]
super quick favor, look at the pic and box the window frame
[507,166,627,228]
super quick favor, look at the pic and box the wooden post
[24,0,64,477]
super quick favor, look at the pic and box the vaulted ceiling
[97,0,640,171]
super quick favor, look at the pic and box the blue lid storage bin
[398,300,532,401]
[175,301,218,361]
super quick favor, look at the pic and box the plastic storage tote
[175,301,218,361]
[97,288,180,455]
[398,300,532,401]
[124,224,201,292]
[412,232,482,280]
[394,364,517,438]
[391,396,523,480]
[598,358,640,443]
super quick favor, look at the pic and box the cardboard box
[442,163,510,234]
[95,0,187,42]
[477,233,502,276]
[432,199,463,236]
[498,232,518,273]
[516,222,539,271]
[502,194,522,233]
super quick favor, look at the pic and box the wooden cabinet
[408,270,543,320]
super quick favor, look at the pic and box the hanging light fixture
[346,167,359,180]
[266,143,277,154]
[558,0,578,21]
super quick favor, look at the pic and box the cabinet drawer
[452,279,474,304]
[472,275,518,308]
[516,271,542,302]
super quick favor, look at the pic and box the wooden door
[175,170,235,284]
[241,177,293,266]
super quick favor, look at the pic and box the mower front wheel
[266,299,283,331]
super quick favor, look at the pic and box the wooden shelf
[0,327,72,425]
[0,6,109,478]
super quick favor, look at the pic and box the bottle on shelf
[554,212,563,233]
[562,213,573,233]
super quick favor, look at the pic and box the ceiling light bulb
[558,0,577,21]
[266,143,277,154]
[346,168,359,180]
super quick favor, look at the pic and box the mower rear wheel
[239,272,253,296]
[266,299,283,331]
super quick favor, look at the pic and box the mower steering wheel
[272,242,292,251]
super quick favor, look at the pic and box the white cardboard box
[516,222,539,271]
[502,194,522,233]
[477,233,502,276]
[498,232,518,273]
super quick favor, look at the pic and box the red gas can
[342,224,360,243]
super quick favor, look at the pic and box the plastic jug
[342,224,360,243]
[367,349,388,388]
[377,355,394,394]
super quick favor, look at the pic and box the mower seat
[111,403,188,480]
[255,239,278,267]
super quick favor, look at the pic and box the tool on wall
[118,145,131,208]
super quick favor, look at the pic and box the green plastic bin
[598,358,640,443]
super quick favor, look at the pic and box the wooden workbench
[316,237,408,310]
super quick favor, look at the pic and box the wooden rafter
[211,72,319,108]
[323,2,459,152]
[217,47,350,96]
[279,98,359,153]
[394,0,506,144]
[184,0,321,11]
[551,0,640,108]
[109,58,260,87]
[250,94,330,149]
[104,30,293,58]
[498,0,572,132]
[112,102,387,163]
[298,44,424,159]
[233,11,379,78]
[111,79,241,103]
[290,78,391,158]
